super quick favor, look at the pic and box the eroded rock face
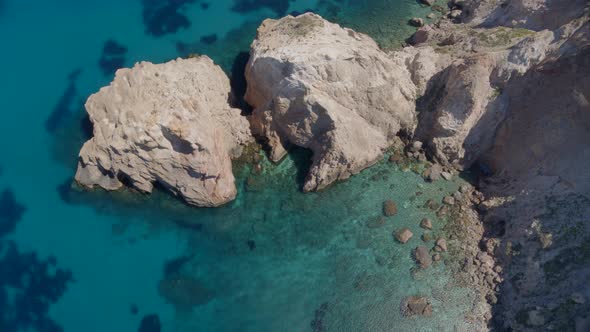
[245,13,417,191]
[76,56,252,207]
[485,40,590,195]
[414,54,505,168]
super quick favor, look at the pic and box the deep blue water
[0,1,474,331]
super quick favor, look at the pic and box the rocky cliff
[76,56,252,207]
[404,0,590,330]
[244,13,417,191]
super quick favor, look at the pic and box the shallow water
[0,1,474,331]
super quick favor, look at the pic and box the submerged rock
[435,238,448,252]
[413,246,432,268]
[75,56,252,207]
[383,200,398,217]
[138,314,161,332]
[395,228,414,244]
[400,296,433,317]
[245,13,417,191]
[420,218,433,230]
[366,216,386,228]
[410,18,425,27]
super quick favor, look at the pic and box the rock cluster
[76,56,252,207]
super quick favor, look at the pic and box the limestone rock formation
[245,13,417,191]
[75,56,252,207]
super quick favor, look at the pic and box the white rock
[245,13,417,191]
[76,56,252,207]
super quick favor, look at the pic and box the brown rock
[443,196,455,205]
[383,200,398,216]
[395,228,414,244]
[414,246,432,268]
[420,218,433,230]
[424,199,440,210]
[423,164,442,182]
[409,18,424,27]
[422,232,433,242]
[401,296,433,317]
[435,238,448,252]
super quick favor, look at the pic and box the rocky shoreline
[76,0,589,330]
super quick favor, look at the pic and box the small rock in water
[383,200,398,216]
[409,18,424,27]
[389,154,403,163]
[443,196,455,205]
[453,191,462,201]
[424,199,440,210]
[427,13,436,19]
[449,9,462,19]
[413,246,432,268]
[423,164,442,182]
[395,228,414,244]
[420,218,433,230]
[459,184,471,193]
[435,238,448,252]
[400,296,433,317]
[432,253,442,262]
[441,171,453,180]
[247,240,256,251]
[422,232,433,242]
[411,141,423,152]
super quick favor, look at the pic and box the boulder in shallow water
[401,295,433,317]
[409,18,425,27]
[420,218,433,230]
[395,228,414,244]
[383,200,399,217]
[413,246,432,268]
[245,13,417,191]
[75,56,252,207]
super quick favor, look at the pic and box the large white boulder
[75,56,252,207]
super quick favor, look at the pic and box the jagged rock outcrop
[244,13,417,191]
[75,56,252,207]
[406,5,589,170]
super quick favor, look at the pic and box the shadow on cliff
[462,45,590,331]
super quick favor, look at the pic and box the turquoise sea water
[0,1,476,331]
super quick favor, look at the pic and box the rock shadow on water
[141,0,196,37]
[158,255,215,312]
[0,188,73,332]
[137,314,161,332]
[231,0,290,16]
[0,189,26,237]
[98,39,128,77]
[288,146,314,192]
[45,68,83,134]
